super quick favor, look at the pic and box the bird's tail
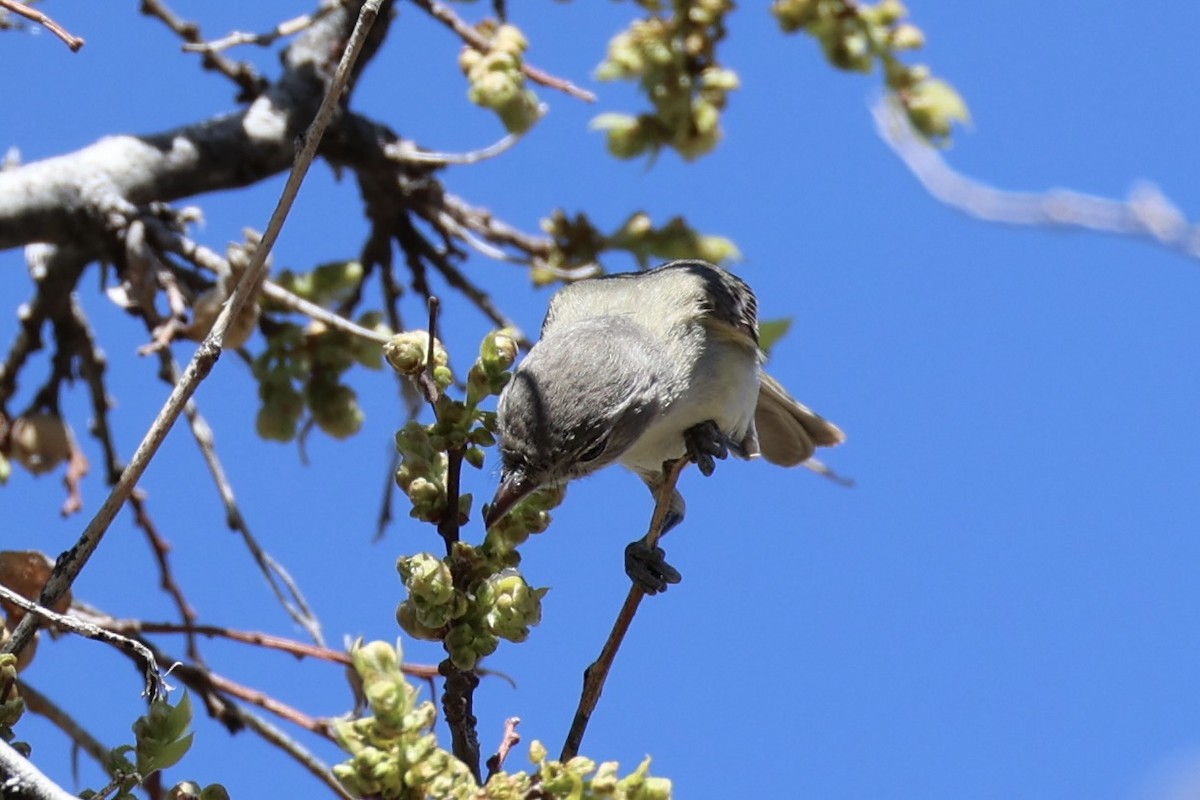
[755,372,845,467]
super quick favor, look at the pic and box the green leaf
[758,318,793,357]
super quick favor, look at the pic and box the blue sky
[4,2,1200,799]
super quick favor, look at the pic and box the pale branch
[1,0,386,662]
[392,121,535,166]
[0,584,166,700]
[20,682,114,782]
[0,736,79,800]
[182,0,349,55]
[0,0,392,254]
[0,0,83,51]
[409,0,596,103]
[872,98,1200,258]
[561,457,690,761]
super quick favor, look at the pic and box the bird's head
[483,316,666,529]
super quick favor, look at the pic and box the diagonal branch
[560,457,690,761]
[1,0,387,663]
[0,0,84,51]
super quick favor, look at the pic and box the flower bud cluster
[396,549,549,670]
[165,782,230,800]
[0,653,23,743]
[459,23,542,134]
[253,268,387,445]
[333,641,478,799]
[772,0,968,142]
[253,320,374,442]
[593,0,737,160]
[536,210,740,285]
[484,740,673,800]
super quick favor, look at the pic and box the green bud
[889,23,925,50]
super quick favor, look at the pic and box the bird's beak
[484,471,538,529]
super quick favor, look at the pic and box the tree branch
[1,0,387,663]
[0,736,80,800]
[0,0,84,51]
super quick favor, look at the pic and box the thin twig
[409,0,596,103]
[0,0,83,50]
[139,0,267,97]
[1,0,385,662]
[390,125,530,166]
[484,717,520,780]
[20,682,113,781]
[560,457,689,761]
[156,353,327,646]
[235,706,355,800]
[871,97,1200,259]
[169,663,331,736]
[181,0,347,54]
[0,584,166,700]
[127,488,203,663]
[262,281,392,343]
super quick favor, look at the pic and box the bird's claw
[624,539,682,595]
[684,420,729,477]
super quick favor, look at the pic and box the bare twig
[169,662,331,736]
[181,0,348,54]
[390,125,532,166]
[234,706,355,800]
[0,584,166,700]
[127,488,203,663]
[155,353,327,645]
[560,457,689,761]
[262,281,391,344]
[0,0,83,51]
[872,98,1200,259]
[139,0,267,98]
[485,717,520,780]
[409,0,596,103]
[20,682,113,781]
[65,298,122,484]
[2,0,385,662]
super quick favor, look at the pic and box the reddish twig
[127,488,203,663]
[0,0,84,50]
[560,457,689,761]
[485,717,521,780]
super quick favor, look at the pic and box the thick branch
[0,1,394,254]
[0,737,79,800]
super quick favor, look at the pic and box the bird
[483,259,844,593]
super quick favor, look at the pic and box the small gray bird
[483,260,844,593]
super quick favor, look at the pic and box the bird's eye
[578,436,608,462]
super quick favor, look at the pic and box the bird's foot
[624,538,682,595]
[684,420,729,477]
